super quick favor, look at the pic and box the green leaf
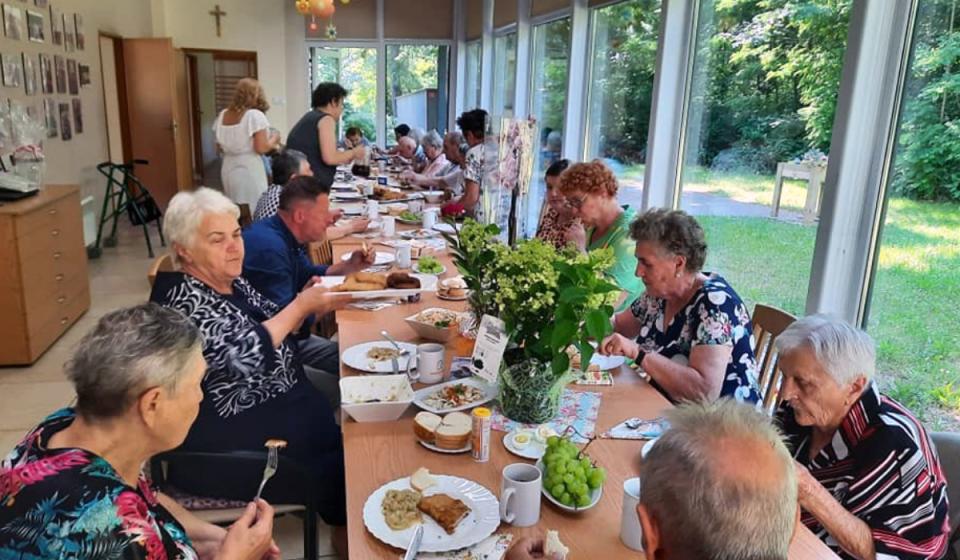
[585,309,611,341]
[552,352,570,377]
[551,320,578,351]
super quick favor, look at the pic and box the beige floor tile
[274,513,335,559]
[0,429,25,455]
[0,380,75,431]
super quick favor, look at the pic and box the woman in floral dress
[599,209,760,404]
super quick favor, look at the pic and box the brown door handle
[57,296,66,304]
[53,251,62,259]
[60,317,68,325]
[51,229,60,237]
[47,208,57,215]
[55,273,64,281]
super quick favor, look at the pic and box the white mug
[620,477,643,551]
[417,343,445,384]
[408,198,424,214]
[382,216,396,237]
[396,242,412,269]
[422,208,438,230]
[367,200,380,221]
[500,463,541,527]
[362,182,375,196]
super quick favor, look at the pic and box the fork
[254,446,279,501]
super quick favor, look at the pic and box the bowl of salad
[413,255,445,275]
[404,308,463,342]
[396,211,421,225]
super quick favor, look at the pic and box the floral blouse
[630,273,760,403]
[0,409,196,560]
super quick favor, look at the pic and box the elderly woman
[776,315,950,560]
[535,159,583,250]
[0,304,278,559]
[401,131,466,195]
[558,160,642,309]
[417,130,449,177]
[600,209,760,404]
[149,188,349,552]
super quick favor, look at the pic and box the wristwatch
[635,348,647,369]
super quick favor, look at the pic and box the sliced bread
[414,411,442,443]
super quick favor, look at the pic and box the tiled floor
[0,223,337,560]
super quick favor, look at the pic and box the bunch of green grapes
[542,435,606,508]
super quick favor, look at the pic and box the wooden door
[122,38,193,209]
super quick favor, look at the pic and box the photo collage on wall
[2,1,86,141]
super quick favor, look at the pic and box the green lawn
[693,192,960,429]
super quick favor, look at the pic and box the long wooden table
[331,223,838,559]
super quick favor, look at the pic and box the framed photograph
[58,101,70,140]
[53,53,64,93]
[73,13,82,50]
[66,58,77,94]
[22,51,36,95]
[48,5,60,45]
[2,52,23,88]
[34,0,48,8]
[78,63,89,86]
[62,13,73,52]
[42,97,55,137]
[38,52,51,93]
[25,9,41,42]
[3,4,23,40]
[71,97,81,134]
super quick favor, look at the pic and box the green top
[587,205,642,312]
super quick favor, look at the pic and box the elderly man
[242,175,373,403]
[401,131,466,194]
[394,135,427,171]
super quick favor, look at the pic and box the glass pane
[584,1,661,188]
[868,0,960,428]
[678,1,851,318]
[492,32,517,118]
[310,46,378,142]
[464,40,482,110]
[386,44,451,139]
[524,18,571,239]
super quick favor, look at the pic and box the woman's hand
[600,333,640,360]
[565,222,587,252]
[294,285,351,316]
[794,461,819,508]
[505,537,546,560]
[215,500,279,560]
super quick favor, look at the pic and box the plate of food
[396,210,422,225]
[405,308,463,343]
[413,255,445,275]
[340,251,395,266]
[341,341,418,374]
[414,411,472,454]
[362,468,500,552]
[318,272,437,298]
[432,223,461,234]
[332,203,364,215]
[437,277,469,301]
[502,426,556,460]
[401,229,440,240]
[332,191,365,200]
[413,378,497,414]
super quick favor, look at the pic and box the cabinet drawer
[14,192,81,240]
[27,284,89,360]
[20,249,87,310]
[23,267,88,335]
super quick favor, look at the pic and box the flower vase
[498,358,570,424]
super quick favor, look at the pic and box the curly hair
[557,160,618,198]
[229,77,269,113]
[630,208,707,272]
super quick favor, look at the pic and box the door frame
[98,31,132,164]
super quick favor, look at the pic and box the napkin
[348,301,397,311]
[574,370,613,386]
[602,417,669,440]
[399,533,514,560]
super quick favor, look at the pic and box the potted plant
[443,219,620,423]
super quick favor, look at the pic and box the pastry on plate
[417,493,471,534]
[334,272,387,292]
[387,272,421,290]
[438,277,467,298]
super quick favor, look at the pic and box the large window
[678,1,851,317]
[491,32,517,118]
[523,17,571,238]
[464,40,482,110]
[310,46,378,142]
[584,1,661,189]
[866,0,960,428]
[386,44,451,137]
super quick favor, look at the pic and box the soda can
[471,407,492,463]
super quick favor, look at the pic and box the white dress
[214,109,271,208]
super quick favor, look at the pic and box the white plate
[589,353,626,371]
[641,438,657,459]
[332,192,365,200]
[332,184,356,191]
[413,378,497,414]
[413,262,446,275]
[317,273,437,298]
[437,291,470,301]
[341,341,418,374]
[362,475,500,553]
[334,203,364,215]
[340,251,395,266]
[418,439,472,454]
[502,431,546,460]
[536,458,603,512]
[397,217,422,225]
[432,223,461,234]
[401,229,440,240]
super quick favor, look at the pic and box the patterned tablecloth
[488,389,602,443]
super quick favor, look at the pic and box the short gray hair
[408,127,425,144]
[65,303,202,421]
[444,131,464,146]
[775,314,876,385]
[642,399,797,560]
[164,187,239,268]
[422,130,443,149]
[630,208,708,272]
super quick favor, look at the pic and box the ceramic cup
[408,198,424,214]
[396,242,412,269]
[620,477,643,551]
[362,182,375,197]
[367,200,380,221]
[382,216,396,237]
[417,343,445,384]
[422,208,439,230]
[500,463,542,527]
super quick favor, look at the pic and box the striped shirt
[778,384,950,559]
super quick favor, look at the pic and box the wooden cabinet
[0,185,90,364]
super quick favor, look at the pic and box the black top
[286,109,336,187]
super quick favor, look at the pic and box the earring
[675,271,681,278]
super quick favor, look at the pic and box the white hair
[422,129,444,149]
[775,314,876,385]
[164,187,239,268]
[643,399,797,560]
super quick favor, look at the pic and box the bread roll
[414,411,442,443]
[410,467,437,492]
[435,412,472,450]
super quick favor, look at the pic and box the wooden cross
[209,4,226,37]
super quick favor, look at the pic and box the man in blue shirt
[242,175,372,404]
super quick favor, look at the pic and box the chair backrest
[147,253,174,287]
[238,203,253,228]
[931,432,960,541]
[751,304,797,414]
[308,239,334,266]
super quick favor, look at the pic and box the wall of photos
[0,0,151,212]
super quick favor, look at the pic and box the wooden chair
[308,239,338,338]
[238,203,253,228]
[147,253,175,287]
[751,304,797,414]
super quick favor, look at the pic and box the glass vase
[498,358,570,424]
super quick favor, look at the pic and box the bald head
[640,400,797,560]
[398,136,417,159]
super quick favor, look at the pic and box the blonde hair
[229,77,269,113]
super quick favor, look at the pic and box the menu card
[471,315,508,385]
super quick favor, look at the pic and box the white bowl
[405,308,462,343]
[536,458,603,513]
[340,375,414,422]
[422,191,444,204]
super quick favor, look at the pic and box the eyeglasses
[564,194,588,209]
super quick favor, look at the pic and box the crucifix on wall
[209,4,226,37]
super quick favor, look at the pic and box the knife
[402,525,423,560]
